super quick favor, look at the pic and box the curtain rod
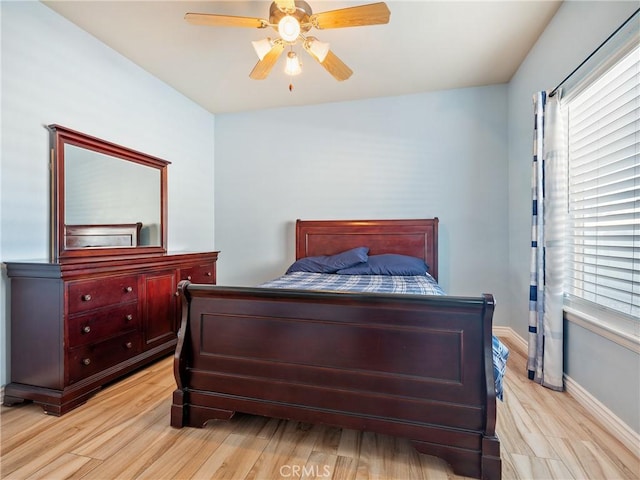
[548,8,639,98]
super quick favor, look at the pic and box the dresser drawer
[68,303,139,348]
[68,275,139,314]
[68,332,142,384]
[180,263,216,284]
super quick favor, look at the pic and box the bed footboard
[171,281,500,479]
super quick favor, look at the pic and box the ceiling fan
[184,1,391,82]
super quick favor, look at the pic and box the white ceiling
[43,1,562,114]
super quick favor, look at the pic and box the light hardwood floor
[1,337,638,479]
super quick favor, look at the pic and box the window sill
[564,306,640,354]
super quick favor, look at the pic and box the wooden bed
[171,219,501,479]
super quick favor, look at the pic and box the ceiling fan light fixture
[186,1,390,82]
[251,38,273,60]
[285,51,302,76]
[307,37,330,62]
[278,15,301,42]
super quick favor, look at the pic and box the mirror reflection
[65,144,161,247]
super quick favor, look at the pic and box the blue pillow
[337,254,428,276]
[286,247,369,274]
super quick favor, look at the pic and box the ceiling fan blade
[249,40,286,80]
[320,51,353,81]
[310,2,390,29]
[184,12,267,29]
[274,0,296,13]
[304,46,353,81]
[303,41,352,81]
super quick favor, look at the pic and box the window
[564,43,639,343]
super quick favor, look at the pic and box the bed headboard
[65,223,143,248]
[295,218,439,280]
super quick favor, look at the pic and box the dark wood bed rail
[172,281,500,479]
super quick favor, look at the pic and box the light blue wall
[214,86,510,326]
[507,1,639,433]
[0,1,216,386]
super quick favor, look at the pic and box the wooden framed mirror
[49,124,169,261]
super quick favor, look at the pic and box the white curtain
[527,91,567,391]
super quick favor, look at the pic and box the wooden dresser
[4,251,218,415]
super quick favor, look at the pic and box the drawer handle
[82,358,91,366]
[82,325,91,334]
[187,275,192,281]
[124,286,133,293]
[82,294,92,302]
[205,272,212,277]
[125,314,133,322]
[125,342,133,349]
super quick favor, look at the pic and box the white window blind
[565,44,639,323]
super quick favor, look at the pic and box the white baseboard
[564,375,640,458]
[493,326,640,457]
[493,326,527,351]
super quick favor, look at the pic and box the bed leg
[481,435,502,480]
[411,437,501,480]
[187,404,235,427]
[170,389,187,428]
[411,440,483,479]
[170,388,235,428]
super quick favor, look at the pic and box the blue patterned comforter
[260,271,508,401]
